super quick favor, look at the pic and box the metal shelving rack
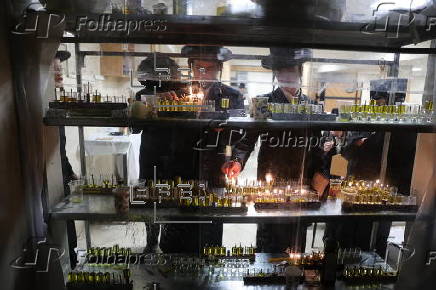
[61,13,436,53]
[46,8,436,253]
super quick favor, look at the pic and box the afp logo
[360,2,416,39]
[426,251,436,266]
[11,3,65,39]
[10,238,65,273]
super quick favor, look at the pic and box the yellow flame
[265,173,273,184]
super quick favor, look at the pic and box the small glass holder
[274,103,284,113]
[283,103,292,114]
[69,179,84,203]
[397,105,406,122]
[351,105,360,122]
[313,104,323,114]
[297,104,306,114]
[338,104,352,122]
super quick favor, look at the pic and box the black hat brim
[55,51,71,62]
[262,56,309,70]
[181,46,233,62]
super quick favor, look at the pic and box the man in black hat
[222,48,319,181]
[134,50,241,253]
[133,54,192,253]
[181,45,244,110]
[324,79,416,256]
[221,47,322,253]
[52,50,80,268]
[157,46,245,253]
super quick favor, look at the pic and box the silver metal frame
[71,44,404,251]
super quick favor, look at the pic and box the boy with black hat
[181,45,244,111]
[221,47,322,253]
[158,46,244,253]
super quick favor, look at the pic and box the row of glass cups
[339,103,434,123]
[268,103,324,114]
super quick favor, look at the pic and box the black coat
[233,88,322,181]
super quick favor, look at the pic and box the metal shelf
[43,116,436,132]
[62,14,436,53]
[50,195,416,223]
[74,252,393,290]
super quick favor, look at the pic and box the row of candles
[157,99,216,112]
[268,103,324,114]
[202,245,256,257]
[54,86,126,103]
[67,269,132,287]
[339,101,434,123]
[338,179,416,205]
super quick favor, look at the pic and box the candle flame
[265,173,273,184]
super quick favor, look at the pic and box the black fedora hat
[55,50,71,62]
[262,47,312,70]
[181,45,232,62]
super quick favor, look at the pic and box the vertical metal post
[311,222,318,248]
[379,134,391,183]
[123,154,128,185]
[85,221,92,249]
[75,43,82,95]
[75,42,86,178]
[369,221,380,250]
[173,0,188,15]
[372,53,400,251]
[78,126,86,177]
[75,43,91,249]
[379,53,400,182]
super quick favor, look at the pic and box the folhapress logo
[75,15,167,35]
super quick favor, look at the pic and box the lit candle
[265,173,273,185]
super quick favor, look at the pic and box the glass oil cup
[338,104,352,122]
[351,104,360,122]
[69,180,84,203]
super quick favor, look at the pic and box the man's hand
[157,91,178,101]
[221,161,242,179]
[354,138,367,147]
[323,141,334,152]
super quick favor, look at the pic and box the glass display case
[13,0,436,289]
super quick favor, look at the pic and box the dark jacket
[318,131,370,179]
[232,88,322,181]
[134,83,243,182]
[343,131,416,194]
